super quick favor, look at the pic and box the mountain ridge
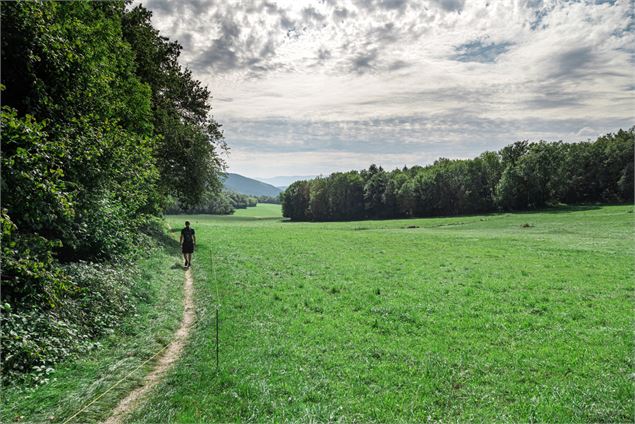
[255,175,317,188]
[223,173,282,197]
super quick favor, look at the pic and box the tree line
[165,192,281,215]
[1,1,225,377]
[165,191,259,215]
[282,129,634,221]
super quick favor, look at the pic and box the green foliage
[495,142,564,209]
[1,1,153,134]
[328,172,364,220]
[0,108,73,235]
[1,261,136,380]
[121,4,226,207]
[0,0,223,378]
[1,0,160,260]
[53,120,160,259]
[165,190,258,215]
[255,194,282,205]
[282,129,635,221]
[0,211,69,310]
[226,191,258,209]
[308,177,331,219]
[363,165,389,217]
[282,180,311,220]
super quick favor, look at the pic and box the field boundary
[102,267,195,424]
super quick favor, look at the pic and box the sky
[139,0,634,178]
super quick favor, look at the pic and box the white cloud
[139,0,635,177]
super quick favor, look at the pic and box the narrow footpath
[104,268,195,424]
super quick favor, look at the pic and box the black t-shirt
[181,227,195,244]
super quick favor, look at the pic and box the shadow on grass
[510,204,605,216]
[278,203,621,224]
[227,217,285,222]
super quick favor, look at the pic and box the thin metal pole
[211,250,220,372]
[215,307,219,371]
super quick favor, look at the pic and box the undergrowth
[1,218,166,384]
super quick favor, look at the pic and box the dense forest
[282,130,634,221]
[1,1,225,378]
[165,191,258,215]
[165,192,281,215]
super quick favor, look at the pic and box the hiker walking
[180,221,196,268]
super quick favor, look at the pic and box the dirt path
[104,268,195,424]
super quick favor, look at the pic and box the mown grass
[129,204,634,422]
[233,203,282,218]
[1,235,185,423]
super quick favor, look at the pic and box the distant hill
[223,173,282,197]
[256,175,317,189]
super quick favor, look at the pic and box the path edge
[103,267,195,424]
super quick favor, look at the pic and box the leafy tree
[121,4,226,207]
[257,194,282,205]
[598,128,634,201]
[1,1,159,260]
[2,1,153,134]
[383,170,409,217]
[495,165,527,210]
[282,181,311,220]
[0,107,74,237]
[496,142,565,210]
[329,172,364,220]
[478,151,503,207]
[364,167,388,218]
[165,190,259,215]
[397,179,417,217]
[308,178,330,220]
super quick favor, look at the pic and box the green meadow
[129,204,633,422]
[233,203,285,218]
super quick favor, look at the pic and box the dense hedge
[282,129,634,221]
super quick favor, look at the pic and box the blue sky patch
[451,40,512,63]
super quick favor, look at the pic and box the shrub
[1,261,140,383]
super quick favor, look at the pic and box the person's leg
[183,252,188,267]
[186,253,192,266]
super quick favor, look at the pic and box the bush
[1,261,139,383]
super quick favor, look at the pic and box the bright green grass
[232,203,282,218]
[1,238,185,424]
[129,205,635,422]
[139,205,631,422]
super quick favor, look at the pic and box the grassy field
[128,204,633,422]
[1,233,185,424]
[233,203,282,218]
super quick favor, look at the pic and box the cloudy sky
[140,0,634,178]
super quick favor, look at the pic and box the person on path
[180,221,196,268]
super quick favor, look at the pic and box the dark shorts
[182,242,194,254]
